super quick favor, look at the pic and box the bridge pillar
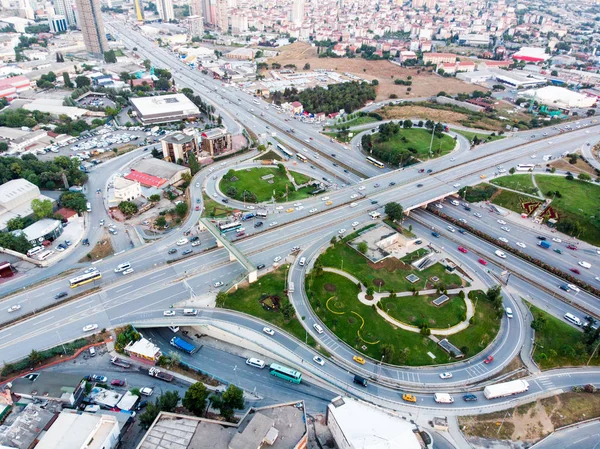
[216,238,224,248]
[248,269,258,283]
[229,250,236,261]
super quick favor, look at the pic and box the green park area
[451,129,505,144]
[490,174,539,196]
[528,302,600,370]
[379,293,466,328]
[333,115,378,129]
[220,166,315,203]
[368,126,456,162]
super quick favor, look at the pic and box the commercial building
[0,75,32,100]
[492,68,546,88]
[127,157,191,187]
[400,50,417,63]
[130,94,200,125]
[55,207,78,222]
[136,401,308,449]
[124,337,162,363]
[423,52,456,65]
[156,0,174,21]
[0,179,56,232]
[200,127,232,156]
[512,46,550,63]
[20,219,63,245]
[113,176,142,202]
[458,33,490,46]
[54,0,77,27]
[522,85,597,110]
[49,15,68,33]
[35,410,120,449]
[161,131,200,163]
[74,0,109,57]
[9,372,85,407]
[327,396,424,449]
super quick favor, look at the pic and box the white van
[89,347,96,357]
[450,200,460,206]
[578,261,591,269]
[114,262,131,273]
[245,358,265,369]
[564,313,581,326]
[84,405,100,413]
[313,323,324,334]
[27,246,44,257]
[299,257,306,266]
[434,393,454,404]
[183,309,198,316]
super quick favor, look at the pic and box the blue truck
[170,336,197,354]
[538,240,551,249]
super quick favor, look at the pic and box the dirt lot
[459,392,600,446]
[267,43,482,101]
[550,156,598,176]
[80,231,114,262]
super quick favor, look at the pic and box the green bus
[269,363,302,384]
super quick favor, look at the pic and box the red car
[567,245,577,250]
[111,379,125,386]
[478,258,487,265]
[195,205,200,211]
[418,169,425,173]
[458,246,468,253]
[570,268,581,275]
[236,231,245,237]
[484,355,494,364]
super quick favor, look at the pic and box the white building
[187,15,204,37]
[522,85,597,110]
[327,396,423,449]
[35,410,119,449]
[113,176,141,202]
[0,179,56,232]
[49,15,68,33]
[156,0,174,21]
[291,0,305,26]
[130,94,200,124]
[53,0,77,27]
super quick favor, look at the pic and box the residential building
[55,207,78,222]
[36,410,119,449]
[49,15,68,33]
[215,0,228,31]
[156,0,174,22]
[130,94,200,125]
[190,0,202,16]
[74,0,109,57]
[423,52,456,65]
[0,178,56,232]
[161,131,200,163]
[125,337,162,363]
[400,50,417,63]
[53,0,77,27]
[187,15,204,37]
[113,176,142,202]
[9,372,85,407]
[291,0,305,26]
[200,127,232,155]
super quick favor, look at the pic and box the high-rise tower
[74,0,108,58]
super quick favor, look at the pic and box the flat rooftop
[130,94,199,116]
[10,372,83,400]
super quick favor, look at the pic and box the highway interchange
[2,15,600,446]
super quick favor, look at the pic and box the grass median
[379,293,465,328]
[490,174,539,196]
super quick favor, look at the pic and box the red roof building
[0,75,32,99]
[125,170,167,188]
[55,207,78,221]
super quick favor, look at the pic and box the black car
[331,153,336,157]
[222,198,229,203]
[182,249,193,255]
[426,169,433,173]
[136,400,148,410]
[464,206,471,211]
[254,221,263,228]
[389,181,396,186]
[168,248,177,254]
[256,264,266,269]
[190,236,199,242]
[82,238,90,246]
[416,183,423,188]
[55,292,68,300]
[343,169,349,173]
[333,163,338,166]
[371,200,378,204]
[463,394,477,402]
[537,236,547,241]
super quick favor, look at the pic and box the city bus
[296,153,307,162]
[218,221,243,233]
[268,363,302,384]
[277,143,294,159]
[255,210,267,219]
[69,270,102,288]
[516,164,535,171]
[366,156,385,169]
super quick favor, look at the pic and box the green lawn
[220,167,313,203]
[306,271,449,365]
[290,171,310,185]
[527,302,600,369]
[318,240,462,293]
[322,131,352,143]
[490,175,540,196]
[446,291,501,358]
[372,128,456,159]
[333,116,378,129]
[491,189,540,215]
[379,293,466,328]
[222,267,319,349]
[451,129,505,143]
[201,193,237,218]
[400,248,429,263]
[255,150,282,161]
[535,175,600,246]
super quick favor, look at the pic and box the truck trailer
[538,241,551,249]
[111,356,131,369]
[484,380,529,400]
[170,336,197,354]
[148,367,174,382]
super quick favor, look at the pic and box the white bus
[296,153,307,162]
[516,164,535,172]
[255,210,267,219]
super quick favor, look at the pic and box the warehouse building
[0,179,56,232]
[126,157,191,188]
[10,372,85,407]
[130,94,200,125]
[512,46,550,63]
[522,85,596,110]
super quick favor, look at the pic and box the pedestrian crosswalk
[536,376,555,390]
[466,363,490,378]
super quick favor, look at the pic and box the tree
[587,109,596,117]
[62,72,73,88]
[155,216,167,228]
[216,291,227,307]
[303,63,311,70]
[139,403,160,428]
[212,384,245,421]
[175,202,188,217]
[119,201,139,216]
[578,172,592,181]
[75,75,91,88]
[157,390,180,412]
[183,382,210,416]
[59,192,87,213]
[357,241,368,254]
[31,198,53,220]
[188,151,200,175]
[402,119,413,128]
[6,216,27,231]
[0,141,7,152]
[104,50,117,63]
[531,315,547,331]
[143,59,152,71]
[151,148,162,159]
[149,194,161,202]
[384,202,404,221]
[28,349,42,367]
[380,343,395,362]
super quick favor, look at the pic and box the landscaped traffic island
[219,166,315,203]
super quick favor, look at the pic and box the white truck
[434,393,454,404]
[483,379,529,400]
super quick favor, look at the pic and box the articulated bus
[218,221,243,233]
[69,270,102,288]
[296,153,307,162]
[516,164,535,172]
[366,156,385,169]
[269,363,302,384]
[277,143,294,159]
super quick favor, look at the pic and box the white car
[453,183,460,188]
[459,218,467,224]
[447,225,455,232]
[247,206,255,210]
[84,267,98,274]
[275,206,284,210]
[192,241,201,247]
[501,226,510,232]
[263,327,275,336]
[358,186,366,191]
[516,242,526,248]
[269,221,278,227]
[312,356,325,366]
[434,203,443,209]
[495,250,507,259]
[352,221,359,227]
[163,310,176,316]
[293,203,303,207]
[350,194,359,199]
[273,256,282,262]
[7,304,21,313]
[350,202,358,208]
[439,372,453,379]
[595,276,600,282]
[568,284,580,293]
[497,220,506,225]
[338,229,346,234]
[214,281,224,287]
[195,183,200,188]
[296,206,304,211]
[473,212,482,218]
[309,208,318,213]
[122,268,134,275]
[498,237,509,243]
[552,237,562,243]
[176,238,188,246]
[321,196,330,201]
[83,324,98,332]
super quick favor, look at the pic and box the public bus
[366,156,385,169]
[516,164,535,171]
[255,210,267,219]
[218,221,243,233]
[277,143,294,159]
[268,363,302,384]
[69,270,102,288]
[296,153,307,162]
